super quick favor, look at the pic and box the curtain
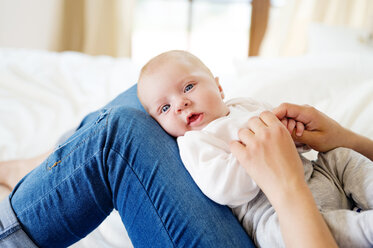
[260,0,373,56]
[59,0,134,57]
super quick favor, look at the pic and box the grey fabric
[238,148,373,248]
[0,197,38,248]
[314,148,373,247]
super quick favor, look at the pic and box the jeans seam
[46,109,112,170]
[16,109,112,219]
[0,223,21,241]
[109,148,176,248]
[16,150,107,218]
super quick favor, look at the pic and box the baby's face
[138,60,229,137]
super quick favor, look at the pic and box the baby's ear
[220,89,225,99]
[214,77,225,99]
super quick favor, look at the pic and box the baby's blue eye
[161,104,170,113]
[184,83,194,93]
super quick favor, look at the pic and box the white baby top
[177,97,271,209]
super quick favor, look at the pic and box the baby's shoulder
[225,97,272,111]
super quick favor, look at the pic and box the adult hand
[229,111,306,207]
[272,103,348,152]
[229,110,338,248]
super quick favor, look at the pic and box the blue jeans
[1,85,254,247]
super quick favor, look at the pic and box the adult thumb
[292,129,320,148]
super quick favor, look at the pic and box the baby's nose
[176,99,190,112]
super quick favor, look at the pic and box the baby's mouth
[187,113,204,127]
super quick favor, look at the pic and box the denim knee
[103,107,255,247]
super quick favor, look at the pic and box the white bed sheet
[1,48,373,247]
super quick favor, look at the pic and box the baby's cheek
[171,123,186,137]
[160,122,173,135]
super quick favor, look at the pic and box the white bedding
[1,48,373,247]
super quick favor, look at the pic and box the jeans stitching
[0,223,21,241]
[46,109,112,170]
[16,110,112,218]
[110,148,176,248]
[16,150,106,218]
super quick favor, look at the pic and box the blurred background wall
[0,0,133,57]
[0,0,64,52]
[0,0,372,66]
[262,0,373,56]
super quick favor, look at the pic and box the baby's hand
[280,118,305,137]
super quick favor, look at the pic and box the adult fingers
[230,140,249,165]
[272,103,300,119]
[291,129,321,149]
[237,128,254,146]
[258,111,281,127]
[247,116,267,133]
[260,111,284,127]
[272,103,313,125]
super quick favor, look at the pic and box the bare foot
[0,184,11,201]
[0,149,52,190]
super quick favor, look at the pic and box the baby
[137,50,373,247]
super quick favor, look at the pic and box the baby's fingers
[287,119,296,134]
[281,118,288,128]
[295,121,305,137]
[281,118,298,135]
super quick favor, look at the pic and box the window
[132,0,251,73]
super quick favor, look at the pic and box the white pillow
[307,23,373,54]
[228,52,373,107]
[314,80,373,140]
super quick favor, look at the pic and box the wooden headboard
[249,0,270,56]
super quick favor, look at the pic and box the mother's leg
[4,107,254,247]
[0,150,52,191]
